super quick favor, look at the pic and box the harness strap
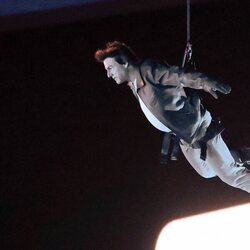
[160,133,180,165]
[196,118,224,160]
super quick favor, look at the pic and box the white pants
[180,134,250,193]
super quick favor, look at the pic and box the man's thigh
[180,141,216,178]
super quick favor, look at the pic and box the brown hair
[94,41,139,65]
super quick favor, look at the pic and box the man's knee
[216,165,245,188]
[199,171,216,179]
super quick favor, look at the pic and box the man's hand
[203,81,231,99]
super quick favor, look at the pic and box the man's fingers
[216,84,231,94]
[209,90,218,99]
[205,82,231,97]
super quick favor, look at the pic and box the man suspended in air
[94,41,250,194]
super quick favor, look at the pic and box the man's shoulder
[139,58,170,76]
[140,58,169,68]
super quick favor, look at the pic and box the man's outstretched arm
[178,70,231,99]
[150,62,231,99]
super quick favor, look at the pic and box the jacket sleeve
[146,61,231,98]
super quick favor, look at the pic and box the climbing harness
[160,0,195,165]
[160,0,224,165]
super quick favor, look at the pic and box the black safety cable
[187,0,191,42]
[182,0,194,68]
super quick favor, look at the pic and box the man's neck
[129,66,144,89]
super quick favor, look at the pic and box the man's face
[103,57,129,84]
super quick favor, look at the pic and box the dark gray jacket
[136,59,222,143]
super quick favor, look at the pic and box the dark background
[1,0,250,249]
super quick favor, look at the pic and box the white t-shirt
[133,80,171,133]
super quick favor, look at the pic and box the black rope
[182,0,193,68]
[187,0,191,42]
